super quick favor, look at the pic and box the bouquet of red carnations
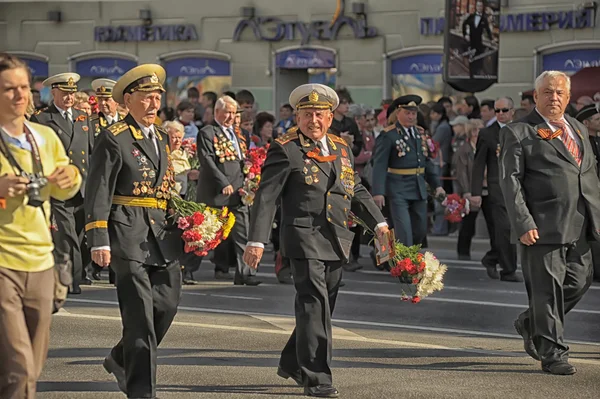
[170,195,236,257]
[239,145,269,206]
[441,193,470,223]
[350,213,448,303]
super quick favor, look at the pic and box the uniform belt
[112,195,167,210]
[387,167,425,175]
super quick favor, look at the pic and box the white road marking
[252,314,362,338]
[64,298,600,346]
[209,294,263,301]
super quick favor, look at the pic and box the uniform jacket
[248,129,385,262]
[90,112,126,137]
[195,123,249,208]
[471,121,504,201]
[30,103,94,197]
[371,122,441,200]
[499,110,600,245]
[84,114,182,265]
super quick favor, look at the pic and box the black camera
[25,173,48,207]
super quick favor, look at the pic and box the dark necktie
[549,120,581,166]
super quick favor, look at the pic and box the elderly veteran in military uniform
[243,84,388,398]
[196,95,259,285]
[30,72,94,294]
[84,64,183,398]
[90,78,125,136]
[371,95,445,246]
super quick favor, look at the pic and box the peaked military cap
[575,103,600,122]
[387,94,422,118]
[42,72,80,93]
[112,64,166,103]
[91,78,117,99]
[289,83,339,111]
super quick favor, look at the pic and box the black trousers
[479,195,499,267]
[110,257,182,398]
[350,225,362,260]
[490,201,517,275]
[457,210,478,256]
[279,259,343,387]
[519,237,593,365]
[51,195,86,287]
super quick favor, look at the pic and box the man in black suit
[196,95,260,285]
[30,73,94,294]
[243,84,388,398]
[470,97,520,282]
[462,0,493,77]
[499,71,600,375]
[85,64,183,397]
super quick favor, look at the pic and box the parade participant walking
[243,84,388,398]
[499,71,600,375]
[84,64,183,397]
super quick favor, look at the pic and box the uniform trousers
[51,194,87,286]
[110,257,182,398]
[388,197,427,246]
[0,267,54,399]
[279,259,343,387]
[479,195,499,267]
[519,235,594,365]
[230,205,256,278]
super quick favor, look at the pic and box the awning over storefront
[74,57,137,78]
[163,57,230,77]
[542,48,600,73]
[391,53,442,75]
[275,48,336,69]
[8,52,49,77]
[570,67,600,99]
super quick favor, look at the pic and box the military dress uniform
[29,73,94,292]
[84,65,183,398]
[247,84,385,397]
[371,95,441,246]
[90,78,126,137]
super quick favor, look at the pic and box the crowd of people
[1,48,600,398]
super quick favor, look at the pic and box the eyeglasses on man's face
[495,108,512,113]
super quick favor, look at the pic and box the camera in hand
[25,172,48,207]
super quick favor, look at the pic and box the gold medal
[303,167,308,174]
[305,175,313,185]
[156,191,163,199]
[311,166,318,173]
[141,185,148,194]
[219,157,225,163]
[314,176,320,183]
[133,188,141,195]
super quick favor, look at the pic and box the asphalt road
[38,237,600,398]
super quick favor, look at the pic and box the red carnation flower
[411,296,421,304]
[192,212,205,226]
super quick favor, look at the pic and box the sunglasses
[495,108,512,113]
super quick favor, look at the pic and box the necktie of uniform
[549,119,581,166]
[64,110,73,124]
[147,130,159,158]
[227,127,241,158]
[316,140,328,156]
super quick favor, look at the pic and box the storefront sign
[391,54,442,75]
[94,24,198,42]
[164,57,231,77]
[233,16,376,45]
[421,8,595,36]
[75,58,137,77]
[20,58,49,77]
[275,49,336,69]
[542,49,600,72]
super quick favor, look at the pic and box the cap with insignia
[387,94,423,118]
[289,83,339,111]
[42,73,80,93]
[91,78,117,99]
[576,103,600,123]
[112,64,166,104]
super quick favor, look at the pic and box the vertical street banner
[443,0,500,92]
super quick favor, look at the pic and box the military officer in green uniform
[30,72,94,293]
[371,95,445,246]
[90,78,125,136]
[243,84,388,398]
[84,64,183,398]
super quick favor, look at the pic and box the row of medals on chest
[215,135,237,163]
[131,150,172,198]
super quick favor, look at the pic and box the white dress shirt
[54,103,72,123]
[106,112,119,125]
[536,109,581,148]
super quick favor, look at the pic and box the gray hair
[347,103,366,119]
[163,120,184,134]
[534,71,571,93]
[215,95,238,111]
[495,96,514,108]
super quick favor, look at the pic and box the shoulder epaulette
[383,124,396,132]
[90,114,99,121]
[108,121,128,136]
[276,130,298,145]
[328,133,349,146]
[154,124,166,141]
[34,107,47,116]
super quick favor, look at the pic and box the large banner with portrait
[443,0,500,92]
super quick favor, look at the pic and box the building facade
[1,0,598,111]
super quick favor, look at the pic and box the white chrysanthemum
[415,252,448,299]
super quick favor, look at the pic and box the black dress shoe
[277,366,303,386]
[68,285,82,295]
[342,261,362,272]
[542,360,576,375]
[277,273,294,284]
[513,318,540,360]
[483,263,500,280]
[91,271,102,281]
[234,276,262,286]
[80,277,93,286]
[214,271,233,280]
[304,385,339,398]
[501,273,523,282]
[458,254,471,261]
[103,355,127,394]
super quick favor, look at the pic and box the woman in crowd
[253,112,275,147]
[159,106,175,122]
[429,103,453,236]
[73,91,92,116]
[177,100,199,141]
[240,110,254,134]
[164,120,194,197]
[454,119,483,260]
